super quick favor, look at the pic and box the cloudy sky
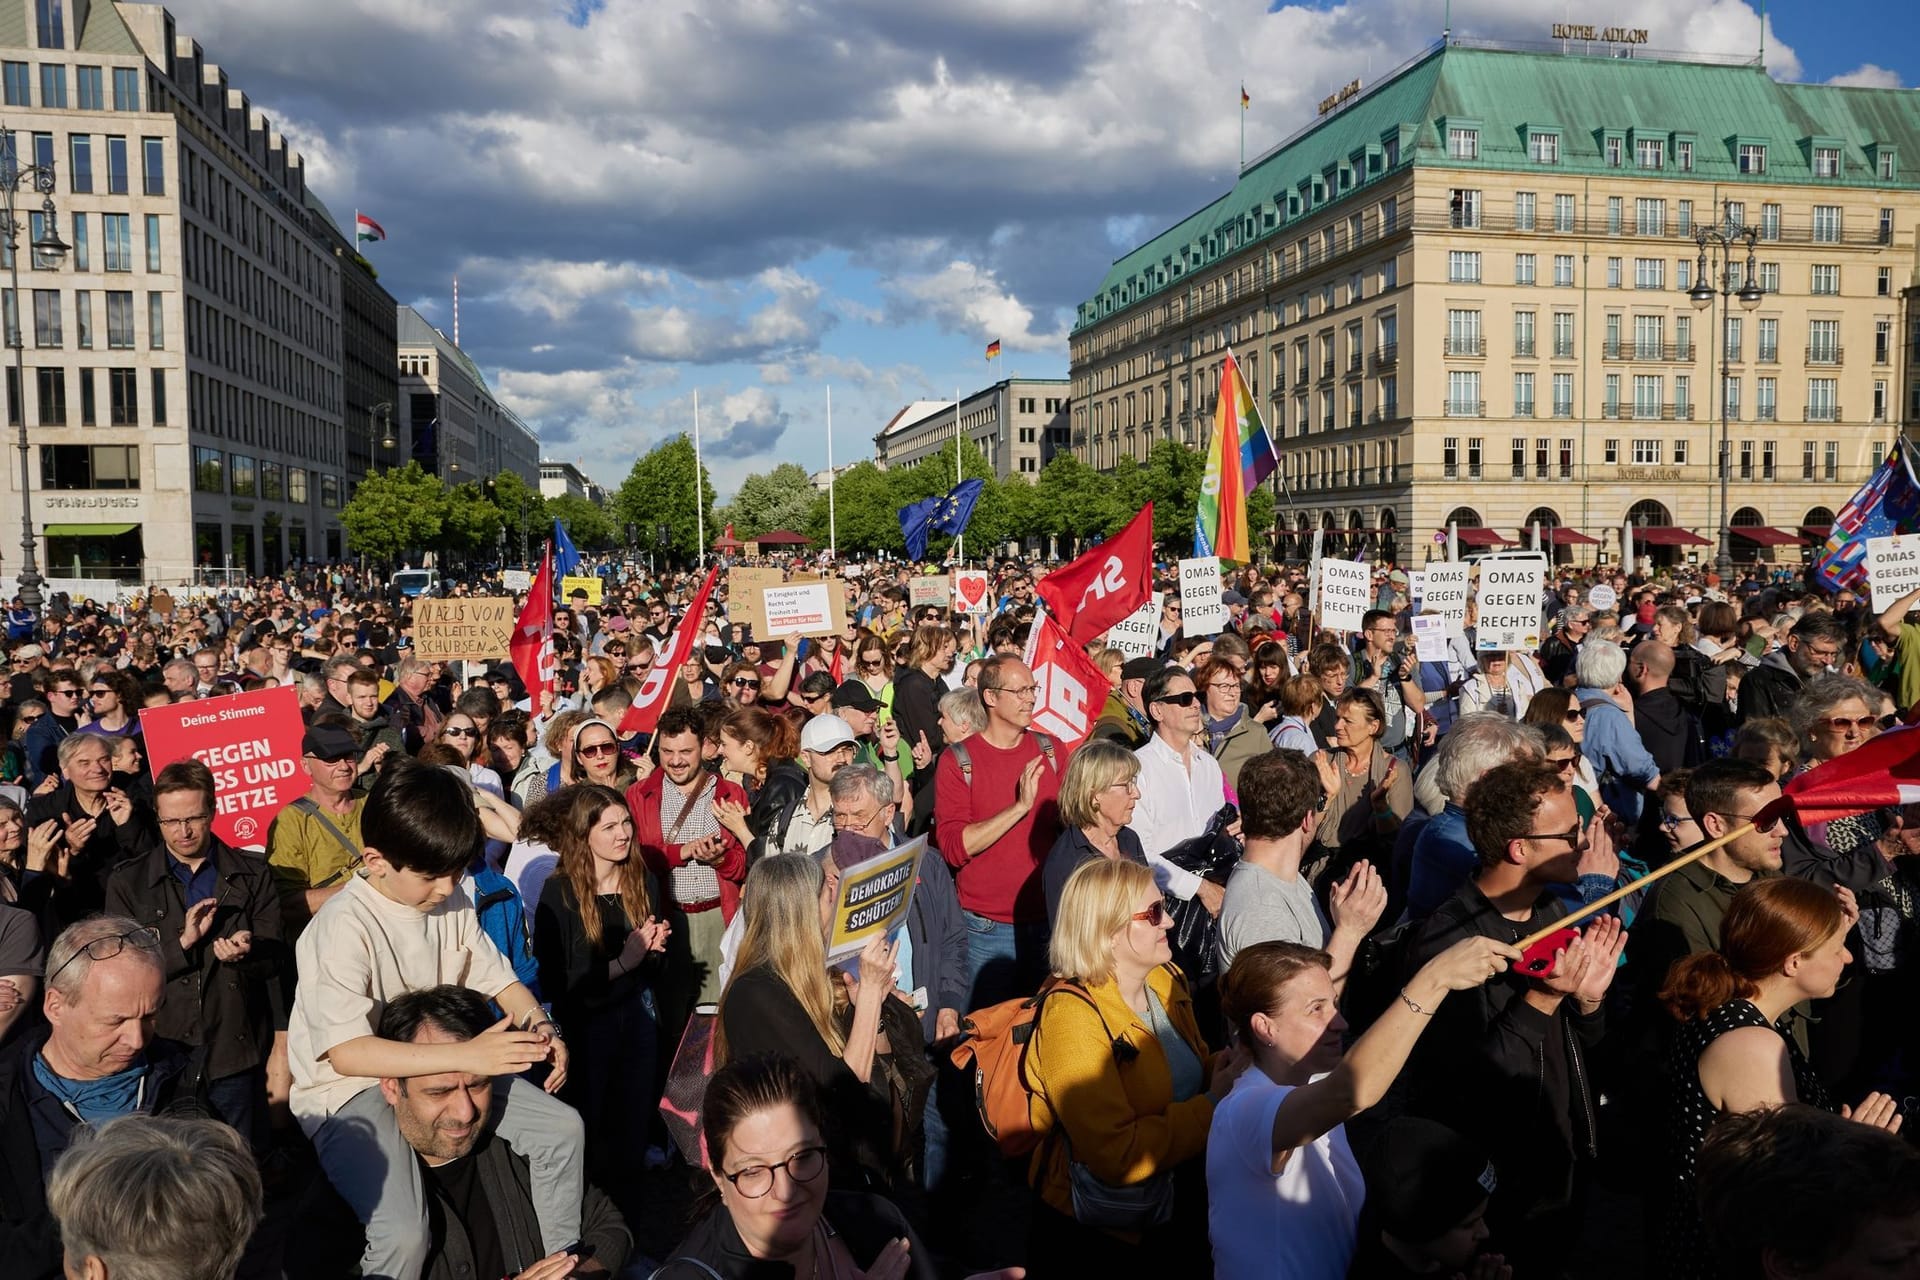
[160,0,1918,500]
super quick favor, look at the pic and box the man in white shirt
[1130,665,1226,916]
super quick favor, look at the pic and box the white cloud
[886,260,1069,352]
[1827,64,1902,89]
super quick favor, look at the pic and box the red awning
[1450,527,1516,547]
[1521,527,1601,546]
[1801,525,1833,539]
[1730,526,1806,547]
[753,530,813,545]
[1633,526,1713,547]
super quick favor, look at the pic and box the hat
[605,615,629,632]
[831,679,883,713]
[11,644,41,660]
[302,723,361,762]
[1388,569,1409,584]
[800,713,858,754]
[1362,1117,1497,1244]
[1120,656,1163,683]
[1221,589,1249,606]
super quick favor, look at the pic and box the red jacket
[626,770,750,923]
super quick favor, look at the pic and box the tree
[811,461,901,555]
[442,482,504,558]
[340,462,446,564]
[728,463,819,539]
[549,493,615,550]
[611,434,716,562]
[1031,455,1122,543]
[1137,441,1206,548]
[485,470,548,564]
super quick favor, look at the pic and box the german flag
[1240,85,1250,110]
[985,340,1001,360]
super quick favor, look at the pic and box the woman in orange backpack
[1023,857,1249,1273]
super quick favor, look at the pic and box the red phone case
[1518,926,1580,976]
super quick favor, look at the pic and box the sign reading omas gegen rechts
[1864,535,1920,611]
[1475,560,1547,652]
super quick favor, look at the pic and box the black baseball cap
[831,680,883,713]
[302,723,360,762]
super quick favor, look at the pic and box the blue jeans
[205,1065,267,1156]
[961,911,1048,1011]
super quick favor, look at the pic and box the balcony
[1514,400,1536,418]
[1757,343,1779,363]
[1758,406,1778,422]
[1553,402,1574,418]
[1444,337,1486,357]
[1443,400,1486,417]
[1603,341,1695,361]
[1806,345,1844,366]
[1319,359,1335,382]
[1367,403,1405,425]
[1348,411,1363,428]
[1370,342,1399,369]
[1514,341,1537,358]
[1805,403,1842,422]
[1345,355,1364,377]
[1552,343,1576,358]
[1627,402,1691,421]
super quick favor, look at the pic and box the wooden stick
[1513,822,1754,952]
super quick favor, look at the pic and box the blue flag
[1816,438,1920,592]
[899,497,939,561]
[553,520,581,578]
[930,479,985,537]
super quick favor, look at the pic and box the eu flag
[931,479,985,538]
[553,520,581,578]
[1816,438,1920,591]
[898,497,939,560]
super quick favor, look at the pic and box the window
[1741,440,1754,479]
[1634,314,1664,359]
[1515,311,1536,356]
[111,67,137,112]
[1758,317,1778,362]
[1529,133,1559,164]
[75,65,99,110]
[34,368,61,425]
[260,461,284,501]
[106,366,135,425]
[75,367,91,424]
[1811,264,1839,295]
[1605,439,1619,465]
[1636,138,1664,169]
[1446,371,1481,417]
[67,134,91,193]
[1724,377,1741,420]
[1514,372,1535,417]
[1443,437,1459,478]
[1514,191,1536,230]
[1633,439,1663,464]
[104,291,132,348]
[1677,200,1693,235]
[1725,316,1743,361]
[102,214,129,272]
[321,476,341,509]
[38,64,63,109]
[1606,257,1622,289]
[193,447,223,493]
[1813,146,1841,178]
[30,290,57,347]
[1448,127,1479,160]
[1803,442,1816,480]
[1757,376,1777,421]
[1882,150,1898,181]
[1553,254,1574,287]
[1759,262,1780,293]
[1554,193,1576,232]
[1553,373,1574,417]
[1635,198,1665,236]
[1634,258,1665,289]
[0,291,15,349]
[230,454,256,498]
[1605,313,1621,357]
[1761,441,1774,478]
[1448,251,1480,283]
[1807,378,1838,421]
[1676,139,1694,171]
[1881,267,1894,297]
[1675,374,1692,417]
[1449,189,1480,228]
[1515,253,1536,286]
[1511,437,1526,478]
[1677,259,1692,291]
[1875,441,1888,470]
[1605,135,1623,167]
[1877,319,1893,364]
[40,444,138,490]
[1604,374,1620,417]
[288,468,308,503]
[146,292,162,349]
[1633,375,1663,419]
[1881,208,1894,244]
[1876,380,1889,422]
[104,136,126,194]
[1,63,27,107]
[1826,441,1839,480]
[144,214,160,271]
[1446,309,1482,355]
[1738,143,1766,174]
[1813,206,1842,243]
[140,138,163,195]
[1608,196,1623,235]
[1466,438,1482,478]
[72,289,88,348]
[35,0,63,48]
[150,369,164,425]
[1558,438,1574,478]
[1809,319,1839,364]
[1553,312,1575,358]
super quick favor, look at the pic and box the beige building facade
[875,378,1070,480]
[397,306,538,489]
[1071,42,1920,567]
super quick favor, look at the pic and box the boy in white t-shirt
[289,756,583,1280]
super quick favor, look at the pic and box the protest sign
[560,575,602,606]
[1024,609,1112,750]
[412,597,514,662]
[1475,560,1546,651]
[953,569,993,614]
[1586,584,1618,611]
[1412,613,1451,663]
[909,575,951,608]
[1406,570,1424,603]
[826,837,926,961]
[1421,563,1473,622]
[1315,560,1371,632]
[139,685,310,850]
[1865,535,1920,611]
[500,569,532,593]
[1104,592,1162,660]
[1178,556,1227,636]
[727,567,786,625]
[759,581,847,638]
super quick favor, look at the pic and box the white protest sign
[759,582,837,637]
[1407,570,1425,603]
[1474,560,1546,651]
[1421,563,1472,622]
[1315,560,1371,632]
[1865,535,1920,611]
[1104,592,1162,660]
[1412,613,1451,662]
[501,568,533,593]
[908,575,951,608]
[1587,584,1618,611]
[1178,557,1227,636]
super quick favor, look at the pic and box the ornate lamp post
[1689,206,1764,584]
[0,148,69,619]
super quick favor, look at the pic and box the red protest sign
[138,684,311,849]
[1022,609,1113,753]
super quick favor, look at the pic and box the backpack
[947,977,1104,1158]
[946,732,1057,784]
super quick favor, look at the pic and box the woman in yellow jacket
[1024,857,1249,1273]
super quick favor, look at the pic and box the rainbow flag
[1194,352,1251,562]
[985,339,1001,360]
[1226,349,1278,489]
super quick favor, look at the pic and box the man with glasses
[1538,606,1592,689]
[641,600,674,647]
[1091,655,1158,749]
[317,654,361,720]
[0,916,207,1278]
[21,672,83,787]
[1405,758,1624,1272]
[1356,609,1424,764]
[267,723,372,933]
[104,760,282,1151]
[934,655,1062,1009]
[1740,611,1848,725]
[1128,664,1228,918]
[6,642,46,703]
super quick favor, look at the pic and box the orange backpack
[948,977,1106,1158]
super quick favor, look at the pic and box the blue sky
[156,0,1919,500]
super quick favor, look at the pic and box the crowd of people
[0,552,1916,1279]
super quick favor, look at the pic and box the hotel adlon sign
[1551,23,1650,43]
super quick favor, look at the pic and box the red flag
[1762,725,1920,825]
[1033,503,1154,644]
[830,642,844,682]
[620,567,721,736]
[1022,608,1113,753]
[510,546,556,710]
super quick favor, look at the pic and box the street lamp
[0,147,68,620]
[371,401,396,455]
[1690,204,1764,584]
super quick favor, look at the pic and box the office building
[875,378,1071,479]
[396,305,537,488]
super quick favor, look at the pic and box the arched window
[1731,507,1764,527]
[1803,506,1836,529]
[1627,499,1672,527]
[1379,507,1399,564]
[1524,506,1560,531]
[1444,506,1482,528]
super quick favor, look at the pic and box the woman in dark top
[713,705,806,863]
[1042,738,1148,923]
[533,783,669,1182]
[1654,877,1899,1280]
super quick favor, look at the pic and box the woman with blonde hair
[541,707,592,792]
[580,655,619,701]
[1023,857,1245,1270]
[1042,738,1148,922]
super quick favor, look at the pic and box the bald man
[1630,640,1695,774]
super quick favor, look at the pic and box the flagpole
[1516,825,1752,951]
[694,390,706,570]
[955,385,964,566]
[826,385,837,561]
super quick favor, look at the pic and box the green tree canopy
[442,482,504,556]
[808,460,900,555]
[727,462,819,539]
[611,434,717,561]
[484,470,548,564]
[341,462,446,563]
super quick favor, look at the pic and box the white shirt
[504,839,560,913]
[1131,732,1226,900]
[1208,1070,1366,1280]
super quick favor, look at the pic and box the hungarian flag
[1022,607,1113,753]
[355,212,386,244]
[1035,502,1154,643]
[1760,726,1920,825]
[620,566,720,736]
[510,545,556,710]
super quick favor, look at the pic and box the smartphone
[1518,926,1581,977]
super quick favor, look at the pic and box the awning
[1730,526,1806,547]
[1450,527,1516,547]
[1632,526,1712,547]
[43,523,137,537]
[1801,525,1833,539]
[1521,527,1601,546]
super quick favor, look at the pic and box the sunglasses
[1131,896,1179,926]
[1816,716,1877,732]
[1153,691,1199,707]
[730,678,756,689]
[1715,811,1781,835]
[443,726,477,738]
[1546,755,1578,772]
[1564,708,1584,720]
[576,741,618,759]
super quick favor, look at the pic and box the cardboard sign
[1475,560,1546,651]
[1316,560,1371,632]
[138,685,311,850]
[1412,613,1451,663]
[1587,584,1619,611]
[728,567,786,625]
[953,570,992,614]
[759,581,846,638]
[909,575,951,608]
[826,837,926,961]
[149,589,175,617]
[411,598,514,662]
[501,569,532,593]
[1104,592,1162,660]
[1865,535,1920,611]
[1421,563,1473,622]
[1178,556,1227,636]
[560,575,602,606]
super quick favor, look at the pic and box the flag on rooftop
[984,340,1001,360]
[1241,85,1250,109]
[355,212,386,244]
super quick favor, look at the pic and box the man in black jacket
[1401,759,1625,1274]
[1739,611,1846,724]
[103,758,283,1153]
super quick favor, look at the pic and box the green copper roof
[1077,43,1920,333]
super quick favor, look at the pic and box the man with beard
[891,622,957,761]
[1739,611,1847,723]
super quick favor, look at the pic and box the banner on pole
[1023,609,1112,751]
[1315,560,1370,632]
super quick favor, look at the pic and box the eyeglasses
[48,688,78,699]
[831,806,884,829]
[721,1145,828,1199]
[1131,896,1179,926]
[443,726,477,738]
[1816,715,1877,733]
[1715,811,1781,834]
[1152,690,1198,707]
[157,813,211,833]
[47,926,161,986]
[986,684,1038,700]
[1207,681,1240,693]
[576,741,618,759]
[1520,823,1587,847]
[1546,755,1578,773]
[1658,812,1697,833]
[16,713,39,725]
[1564,708,1584,720]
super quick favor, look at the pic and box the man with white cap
[763,713,858,861]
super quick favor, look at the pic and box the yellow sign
[1551,23,1649,42]
[560,575,602,606]
[412,598,515,662]
[1318,78,1361,115]
[826,837,925,961]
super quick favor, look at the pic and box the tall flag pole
[954,385,964,565]
[693,390,706,569]
[826,385,837,562]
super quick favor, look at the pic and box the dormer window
[1813,146,1841,178]
[1635,138,1663,169]
[1739,143,1767,174]
[1529,131,1560,164]
[1448,127,1479,160]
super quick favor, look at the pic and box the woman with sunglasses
[1023,858,1245,1271]
[570,718,636,791]
[1,699,44,789]
[437,712,506,799]
[1524,689,1602,812]
[719,660,765,709]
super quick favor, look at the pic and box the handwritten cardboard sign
[139,685,310,850]
[727,567,786,625]
[909,575,951,608]
[412,597,514,662]
[826,837,926,961]
[953,570,992,614]
[756,580,850,638]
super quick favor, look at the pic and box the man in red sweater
[935,654,1063,1008]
